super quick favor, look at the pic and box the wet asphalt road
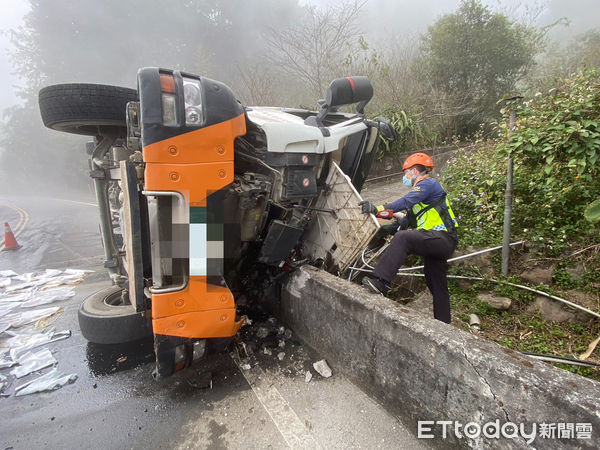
[0,195,428,449]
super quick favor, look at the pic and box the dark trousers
[373,230,457,324]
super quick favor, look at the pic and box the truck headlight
[182,77,203,126]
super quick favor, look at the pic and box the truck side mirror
[326,77,373,114]
[308,76,374,131]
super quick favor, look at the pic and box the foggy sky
[0,0,29,111]
[1,0,599,114]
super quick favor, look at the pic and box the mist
[0,0,598,197]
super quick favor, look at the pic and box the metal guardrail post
[501,97,522,276]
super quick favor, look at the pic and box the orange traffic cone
[3,222,21,250]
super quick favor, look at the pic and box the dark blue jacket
[385,178,446,229]
[386,178,446,211]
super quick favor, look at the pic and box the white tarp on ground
[11,348,56,378]
[14,368,77,396]
[3,327,71,362]
[0,268,92,332]
[0,268,90,396]
[0,306,62,334]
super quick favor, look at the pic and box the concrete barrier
[281,266,600,449]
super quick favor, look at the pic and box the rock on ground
[477,293,512,310]
[519,267,553,286]
[313,359,332,378]
[528,296,588,323]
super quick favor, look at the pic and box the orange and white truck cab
[38,68,394,377]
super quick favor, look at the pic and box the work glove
[359,200,378,215]
[359,201,395,219]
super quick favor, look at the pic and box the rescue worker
[359,152,458,324]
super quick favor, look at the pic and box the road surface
[0,194,428,449]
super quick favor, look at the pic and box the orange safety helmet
[402,152,434,171]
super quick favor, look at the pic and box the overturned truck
[38,69,393,377]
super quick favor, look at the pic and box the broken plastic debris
[278,340,285,349]
[256,327,269,339]
[305,371,313,383]
[277,352,285,361]
[313,359,332,378]
[240,363,251,371]
[14,368,77,396]
[11,348,57,378]
[263,347,273,356]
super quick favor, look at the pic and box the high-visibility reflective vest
[410,192,458,233]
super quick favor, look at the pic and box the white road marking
[52,199,97,207]
[0,198,96,249]
[232,355,321,449]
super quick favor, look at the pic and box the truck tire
[78,286,152,344]
[38,83,138,136]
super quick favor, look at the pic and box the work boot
[362,277,389,296]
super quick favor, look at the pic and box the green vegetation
[421,0,539,136]
[443,68,600,254]
[447,281,600,381]
[499,69,600,253]
[438,68,600,381]
[378,109,436,157]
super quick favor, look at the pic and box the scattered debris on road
[11,348,56,378]
[305,371,313,383]
[232,311,332,384]
[186,371,213,389]
[313,359,332,378]
[0,268,92,397]
[14,368,77,396]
